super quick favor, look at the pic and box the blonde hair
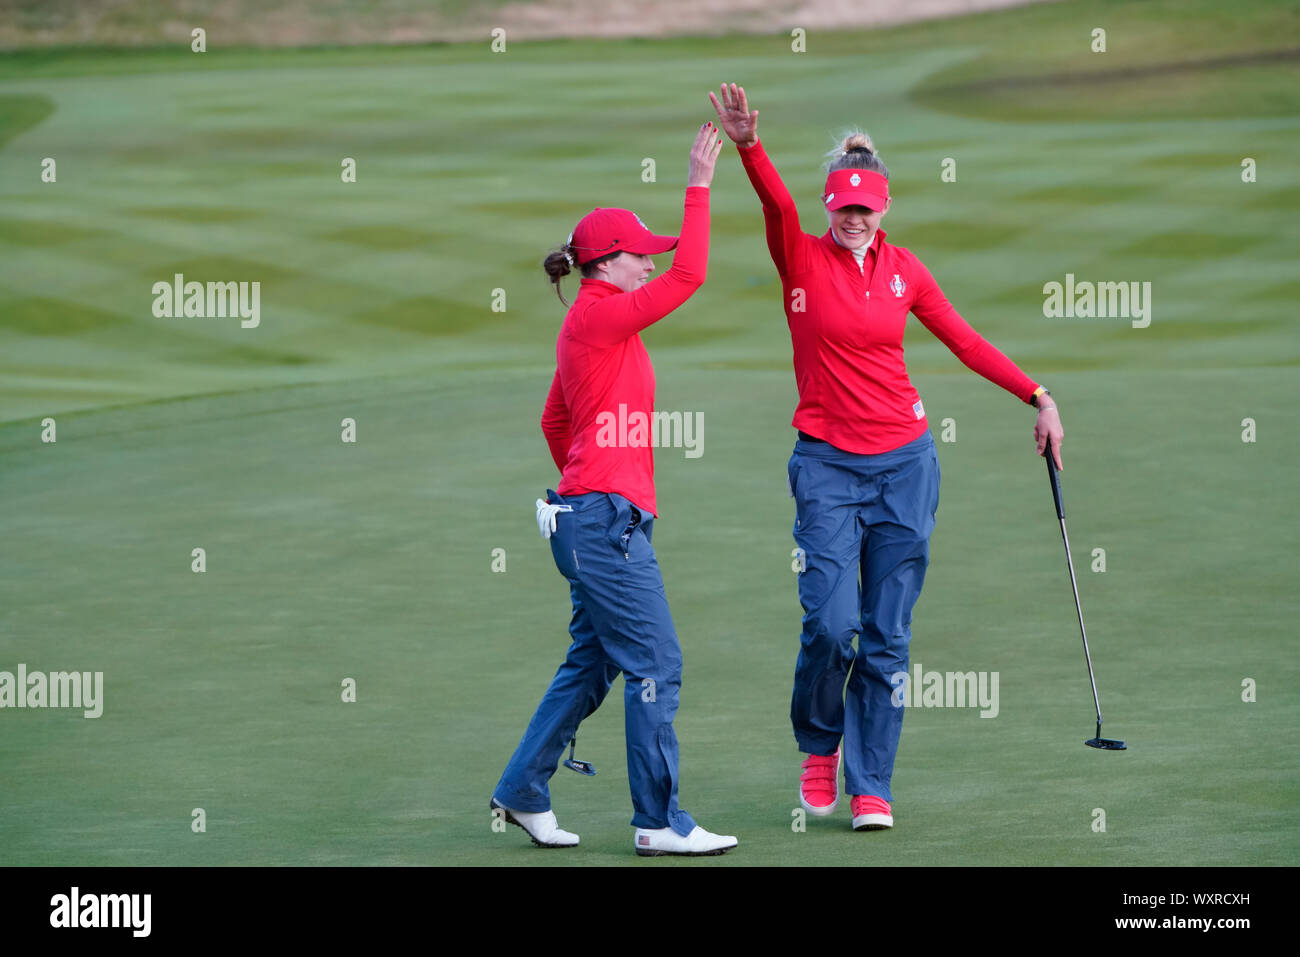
[824,129,889,179]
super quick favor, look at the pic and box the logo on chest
[890,273,907,298]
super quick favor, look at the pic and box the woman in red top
[710,83,1063,831]
[491,123,738,857]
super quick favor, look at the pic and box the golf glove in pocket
[536,499,573,540]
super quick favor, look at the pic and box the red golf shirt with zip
[541,186,710,517]
[738,138,1041,454]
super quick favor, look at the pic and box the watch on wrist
[1031,387,1052,409]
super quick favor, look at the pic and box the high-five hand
[708,83,759,149]
[686,121,724,188]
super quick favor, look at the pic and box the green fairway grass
[1,0,1297,865]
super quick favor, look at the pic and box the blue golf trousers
[788,431,940,801]
[493,490,697,836]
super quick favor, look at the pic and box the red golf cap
[568,207,677,265]
[821,169,890,211]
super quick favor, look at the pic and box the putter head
[1085,719,1126,750]
[563,735,596,775]
[562,757,597,776]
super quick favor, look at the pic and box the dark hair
[543,242,623,306]
[825,130,889,180]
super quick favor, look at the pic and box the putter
[1044,448,1127,750]
[562,735,596,775]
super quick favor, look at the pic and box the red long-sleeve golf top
[541,186,709,517]
[738,139,1041,454]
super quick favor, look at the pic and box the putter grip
[1045,448,1065,519]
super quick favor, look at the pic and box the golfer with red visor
[710,84,1064,831]
[491,123,737,857]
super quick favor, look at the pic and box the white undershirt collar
[831,228,875,273]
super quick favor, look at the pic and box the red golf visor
[822,169,890,211]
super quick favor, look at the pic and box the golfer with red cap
[490,122,737,857]
[709,84,1063,831]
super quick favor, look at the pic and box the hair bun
[839,131,875,156]
[824,129,888,178]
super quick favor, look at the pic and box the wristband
[1031,387,1052,409]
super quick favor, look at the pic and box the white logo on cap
[634,214,647,229]
[850,173,861,186]
[825,193,835,205]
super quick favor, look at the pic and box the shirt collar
[578,277,624,296]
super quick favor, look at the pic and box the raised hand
[708,83,759,149]
[686,121,724,188]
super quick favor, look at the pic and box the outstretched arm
[710,83,806,274]
[911,259,1064,467]
[572,122,722,347]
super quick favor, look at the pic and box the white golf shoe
[633,825,738,857]
[490,799,579,848]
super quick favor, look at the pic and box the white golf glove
[536,499,573,540]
